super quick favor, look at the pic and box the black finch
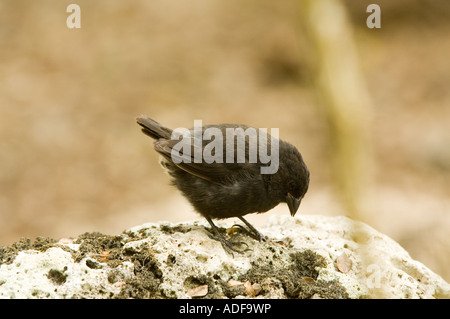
[136,115,310,254]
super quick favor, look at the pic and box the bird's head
[285,170,309,217]
[277,143,310,217]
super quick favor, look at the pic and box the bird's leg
[236,217,267,242]
[205,217,250,256]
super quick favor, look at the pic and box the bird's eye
[288,181,296,192]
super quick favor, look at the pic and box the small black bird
[136,116,310,254]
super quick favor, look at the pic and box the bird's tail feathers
[136,115,172,140]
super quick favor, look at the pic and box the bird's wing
[154,138,256,185]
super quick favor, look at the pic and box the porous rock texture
[0,215,449,299]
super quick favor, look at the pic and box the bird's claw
[231,224,267,242]
[220,238,252,256]
[206,229,251,256]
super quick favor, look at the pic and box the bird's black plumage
[136,115,310,254]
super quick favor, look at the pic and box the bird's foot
[204,217,254,256]
[230,224,266,242]
[206,231,251,256]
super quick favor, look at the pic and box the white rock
[0,215,448,299]
[265,215,449,298]
[0,247,132,299]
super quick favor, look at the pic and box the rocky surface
[0,214,449,299]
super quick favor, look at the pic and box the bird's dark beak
[286,193,301,217]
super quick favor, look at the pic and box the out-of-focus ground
[0,1,449,281]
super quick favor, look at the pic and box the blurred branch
[296,0,373,220]
[295,0,387,297]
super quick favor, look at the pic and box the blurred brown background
[0,1,449,281]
